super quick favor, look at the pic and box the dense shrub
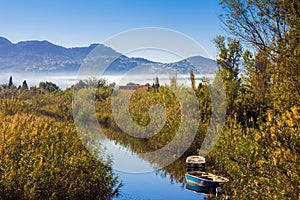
[0,113,119,199]
[212,107,300,199]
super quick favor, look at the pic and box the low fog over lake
[0,72,216,90]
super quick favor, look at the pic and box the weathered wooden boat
[186,155,205,169]
[185,171,229,187]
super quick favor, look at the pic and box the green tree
[219,0,300,112]
[270,1,300,111]
[39,81,60,93]
[219,0,287,51]
[241,49,271,123]
[170,72,177,89]
[8,76,13,88]
[214,36,242,113]
[21,80,29,90]
[190,69,196,91]
[126,82,139,86]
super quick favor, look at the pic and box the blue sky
[0,0,226,60]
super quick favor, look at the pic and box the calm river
[112,171,208,200]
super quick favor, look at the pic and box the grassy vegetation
[0,84,120,200]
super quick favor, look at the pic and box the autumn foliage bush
[0,86,119,200]
[212,107,300,199]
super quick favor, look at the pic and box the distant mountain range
[0,37,218,74]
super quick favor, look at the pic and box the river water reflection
[112,171,208,200]
[102,141,210,200]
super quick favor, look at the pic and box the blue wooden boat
[185,171,229,187]
[186,155,205,169]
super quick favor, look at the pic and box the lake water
[0,72,79,90]
[0,72,215,90]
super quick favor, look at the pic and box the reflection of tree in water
[95,86,209,183]
[100,127,211,183]
[101,124,190,183]
[158,158,187,183]
[75,75,223,184]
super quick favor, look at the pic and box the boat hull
[186,156,206,169]
[186,162,205,168]
[185,173,220,187]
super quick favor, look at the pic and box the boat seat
[199,175,214,181]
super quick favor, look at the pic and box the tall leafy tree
[241,49,271,123]
[219,0,300,111]
[39,81,60,93]
[214,36,242,113]
[8,76,13,88]
[271,1,300,111]
[214,2,300,198]
[190,69,196,92]
[219,0,287,52]
[21,80,29,90]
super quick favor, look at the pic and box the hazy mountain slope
[0,37,217,74]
